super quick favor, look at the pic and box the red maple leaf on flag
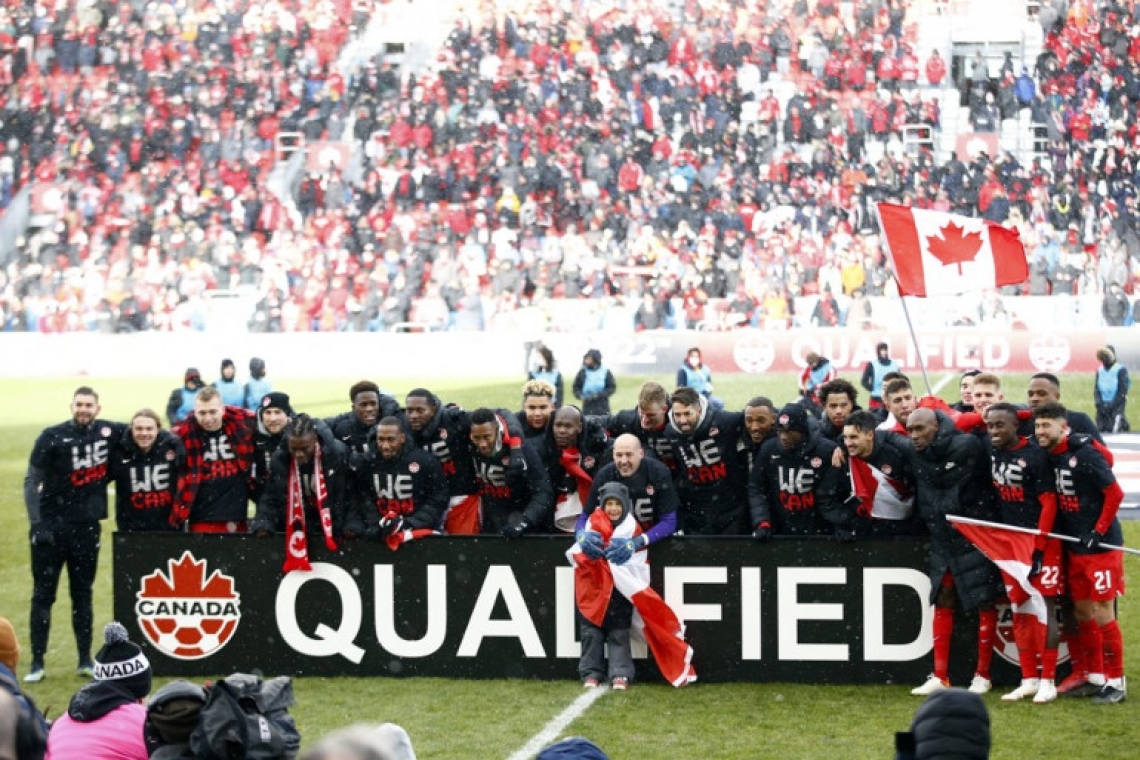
[926,221,983,275]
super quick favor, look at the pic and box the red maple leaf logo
[926,221,983,275]
[140,551,236,599]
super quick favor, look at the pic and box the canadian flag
[876,203,1028,297]
[950,519,1047,625]
[848,457,913,521]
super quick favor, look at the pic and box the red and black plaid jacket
[171,406,256,526]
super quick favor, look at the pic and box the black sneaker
[1092,684,1127,704]
[1061,681,1103,698]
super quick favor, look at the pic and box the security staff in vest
[166,368,205,425]
[676,347,723,410]
[573,349,616,416]
[1094,345,1130,433]
[861,342,899,410]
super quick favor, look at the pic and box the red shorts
[443,493,481,535]
[1032,538,1065,596]
[1066,551,1125,602]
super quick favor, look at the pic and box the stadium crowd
[2,0,1140,333]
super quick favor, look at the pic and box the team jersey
[109,429,185,531]
[989,437,1055,529]
[28,418,124,523]
[1045,434,1123,554]
[353,446,449,534]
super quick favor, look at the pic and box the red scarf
[282,444,338,573]
[559,447,594,505]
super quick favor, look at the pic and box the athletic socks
[1080,619,1106,683]
[933,607,953,680]
[1102,620,1125,680]
[976,608,998,679]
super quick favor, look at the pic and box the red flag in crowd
[950,519,1047,624]
[848,457,913,520]
[876,203,1028,297]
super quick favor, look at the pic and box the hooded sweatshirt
[47,681,148,760]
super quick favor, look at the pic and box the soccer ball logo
[135,551,242,660]
[993,602,1068,667]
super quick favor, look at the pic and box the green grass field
[3,372,1136,759]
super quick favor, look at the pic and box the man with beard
[172,387,257,534]
[739,396,778,473]
[666,387,747,535]
[402,389,523,535]
[597,381,676,470]
[905,408,1002,697]
[1034,402,1127,704]
[580,434,679,550]
[984,403,1062,703]
[840,410,919,537]
[1022,372,1103,442]
[538,406,612,533]
[353,417,448,540]
[817,378,860,442]
[324,381,400,459]
[252,415,355,567]
[516,379,557,441]
[749,403,848,539]
[468,408,553,536]
[23,387,124,682]
[250,392,293,506]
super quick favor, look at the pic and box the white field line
[504,686,608,760]
[931,373,956,395]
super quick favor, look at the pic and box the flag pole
[947,514,1140,556]
[897,290,934,398]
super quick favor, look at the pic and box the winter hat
[0,617,18,671]
[249,357,266,378]
[260,392,294,417]
[776,404,811,436]
[144,680,206,750]
[536,737,609,760]
[184,367,201,383]
[911,688,990,760]
[594,482,631,523]
[93,622,152,700]
[220,358,235,372]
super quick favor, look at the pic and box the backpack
[189,673,301,760]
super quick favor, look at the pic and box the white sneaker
[1001,678,1040,701]
[911,674,950,696]
[1033,680,1057,704]
[967,675,992,694]
[23,666,45,684]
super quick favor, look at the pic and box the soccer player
[23,387,124,682]
[172,386,256,533]
[402,389,483,534]
[324,381,400,458]
[1034,402,1127,704]
[984,403,1062,703]
[537,406,612,532]
[516,379,557,441]
[581,434,678,546]
[250,392,293,507]
[739,396,778,473]
[352,417,448,539]
[667,386,748,535]
[879,377,918,433]
[749,403,848,540]
[860,342,899,409]
[817,378,860,442]
[468,407,553,536]
[597,381,676,470]
[109,409,186,532]
[966,373,1003,417]
[1023,372,1102,442]
[905,408,1002,697]
[950,368,981,413]
[252,415,354,561]
[840,410,919,537]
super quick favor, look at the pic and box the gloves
[835,526,857,543]
[1080,529,1104,551]
[501,519,530,538]
[1028,549,1044,579]
[605,535,646,565]
[576,530,605,559]
[378,514,404,538]
[752,522,772,541]
[30,523,54,546]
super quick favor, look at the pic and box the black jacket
[665,401,748,535]
[251,426,355,536]
[109,428,185,531]
[352,444,449,536]
[749,430,846,536]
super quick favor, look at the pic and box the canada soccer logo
[135,551,241,660]
[993,602,1068,667]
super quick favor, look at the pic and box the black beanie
[260,392,294,417]
[776,404,811,436]
[911,688,990,760]
[145,680,207,751]
[221,358,235,372]
[93,622,152,700]
[250,357,266,378]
